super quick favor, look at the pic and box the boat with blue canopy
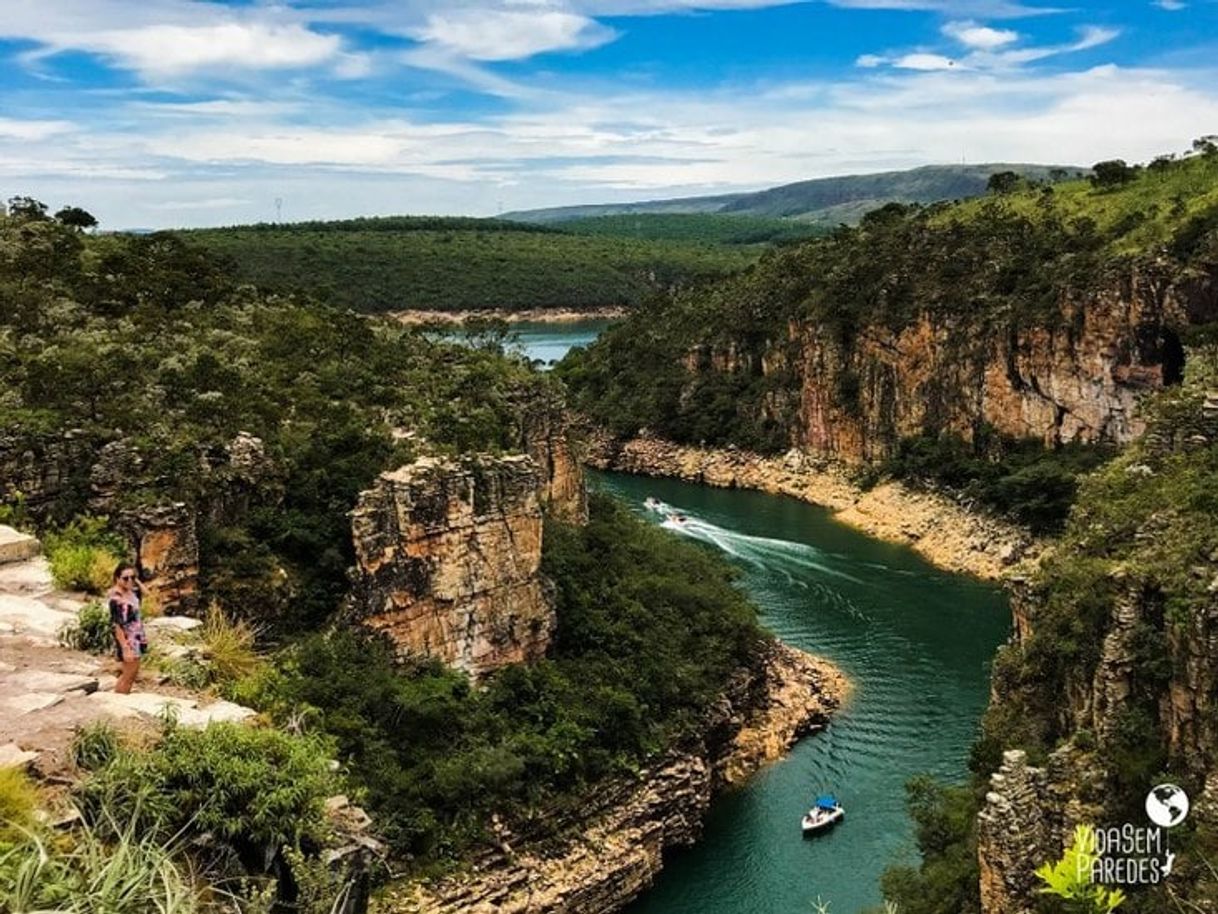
[801,794,845,835]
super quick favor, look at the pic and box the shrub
[71,721,122,771]
[0,766,39,840]
[78,721,338,874]
[0,816,202,914]
[200,603,262,684]
[45,516,125,594]
[59,601,112,654]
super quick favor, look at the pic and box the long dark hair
[112,562,137,586]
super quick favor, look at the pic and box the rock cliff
[348,454,556,677]
[974,369,1218,912]
[382,642,846,914]
[692,268,1211,463]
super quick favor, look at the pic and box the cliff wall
[348,454,556,677]
[975,376,1218,912]
[383,642,847,914]
[686,267,1215,463]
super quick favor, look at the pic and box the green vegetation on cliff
[560,213,825,245]
[184,216,756,313]
[234,495,763,867]
[560,147,1218,524]
[0,205,563,629]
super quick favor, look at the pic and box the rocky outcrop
[382,642,846,914]
[126,503,199,616]
[587,432,1038,580]
[348,454,556,677]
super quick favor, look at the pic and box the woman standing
[109,563,147,694]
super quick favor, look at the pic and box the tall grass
[200,604,262,685]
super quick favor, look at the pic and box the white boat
[802,795,845,835]
[643,497,664,512]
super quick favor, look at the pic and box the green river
[592,470,1011,914]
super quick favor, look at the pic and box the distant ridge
[503,163,1083,226]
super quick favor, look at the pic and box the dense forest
[184,216,757,313]
[559,146,1218,531]
[0,200,767,908]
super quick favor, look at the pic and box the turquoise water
[592,471,1010,914]
[508,319,611,366]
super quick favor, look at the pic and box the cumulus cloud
[411,9,617,60]
[943,20,1019,50]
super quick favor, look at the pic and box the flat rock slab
[3,670,98,694]
[0,594,75,642]
[2,692,65,715]
[0,557,54,595]
[84,691,255,729]
[146,616,203,633]
[0,742,38,768]
[0,527,40,565]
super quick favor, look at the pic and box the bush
[77,721,338,875]
[71,721,122,771]
[200,603,262,684]
[0,766,39,840]
[0,819,203,914]
[59,601,112,654]
[45,516,125,594]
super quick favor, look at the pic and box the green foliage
[44,516,125,594]
[78,722,338,874]
[237,495,763,868]
[0,818,203,914]
[200,603,263,684]
[1035,825,1127,912]
[185,220,755,313]
[878,433,1113,534]
[0,207,567,632]
[59,600,113,654]
[71,721,122,771]
[561,213,825,246]
[881,776,981,914]
[0,767,39,840]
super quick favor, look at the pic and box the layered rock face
[690,269,1214,463]
[975,388,1218,913]
[384,642,846,914]
[348,454,556,677]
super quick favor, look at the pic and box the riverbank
[585,432,1044,580]
[391,307,627,325]
[382,641,846,914]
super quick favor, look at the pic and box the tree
[987,171,1022,195]
[1193,135,1218,157]
[54,206,98,232]
[1048,168,1070,183]
[5,196,48,221]
[1089,160,1136,189]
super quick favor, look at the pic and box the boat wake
[643,499,866,587]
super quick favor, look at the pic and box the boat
[668,513,688,525]
[643,497,664,512]
[801,795,845,835]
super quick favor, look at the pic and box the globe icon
[1146,784,1190,828]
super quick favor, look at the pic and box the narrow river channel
[592,471,1011,914]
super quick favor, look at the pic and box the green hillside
[505,163,1080,226]
[184,217,756,312]
[560,213,826,245]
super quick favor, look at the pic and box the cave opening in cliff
[1162,329,1186,386]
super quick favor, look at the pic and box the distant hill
[504,163,1083,226]
[183,216,756,313]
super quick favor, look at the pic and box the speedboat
[668,513,688,525]
[801,795,845,835]
[644,497,664,512]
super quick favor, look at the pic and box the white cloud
[943,20,1019,50]
[1155,0,1186,10]
[0,118,75,141]
[411,9,617,60]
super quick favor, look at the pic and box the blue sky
[2,0,1216,227]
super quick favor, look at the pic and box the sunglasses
[119,574,136,581]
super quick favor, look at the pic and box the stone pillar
[128,503,200,617]
[348,455,556,678]
[977,750,1052,914]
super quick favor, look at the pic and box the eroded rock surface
[349,455,556,677]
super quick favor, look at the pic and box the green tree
[54,206,98,231]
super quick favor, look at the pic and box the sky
[1,0,1216,228]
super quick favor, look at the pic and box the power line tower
[274,197,283,223]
